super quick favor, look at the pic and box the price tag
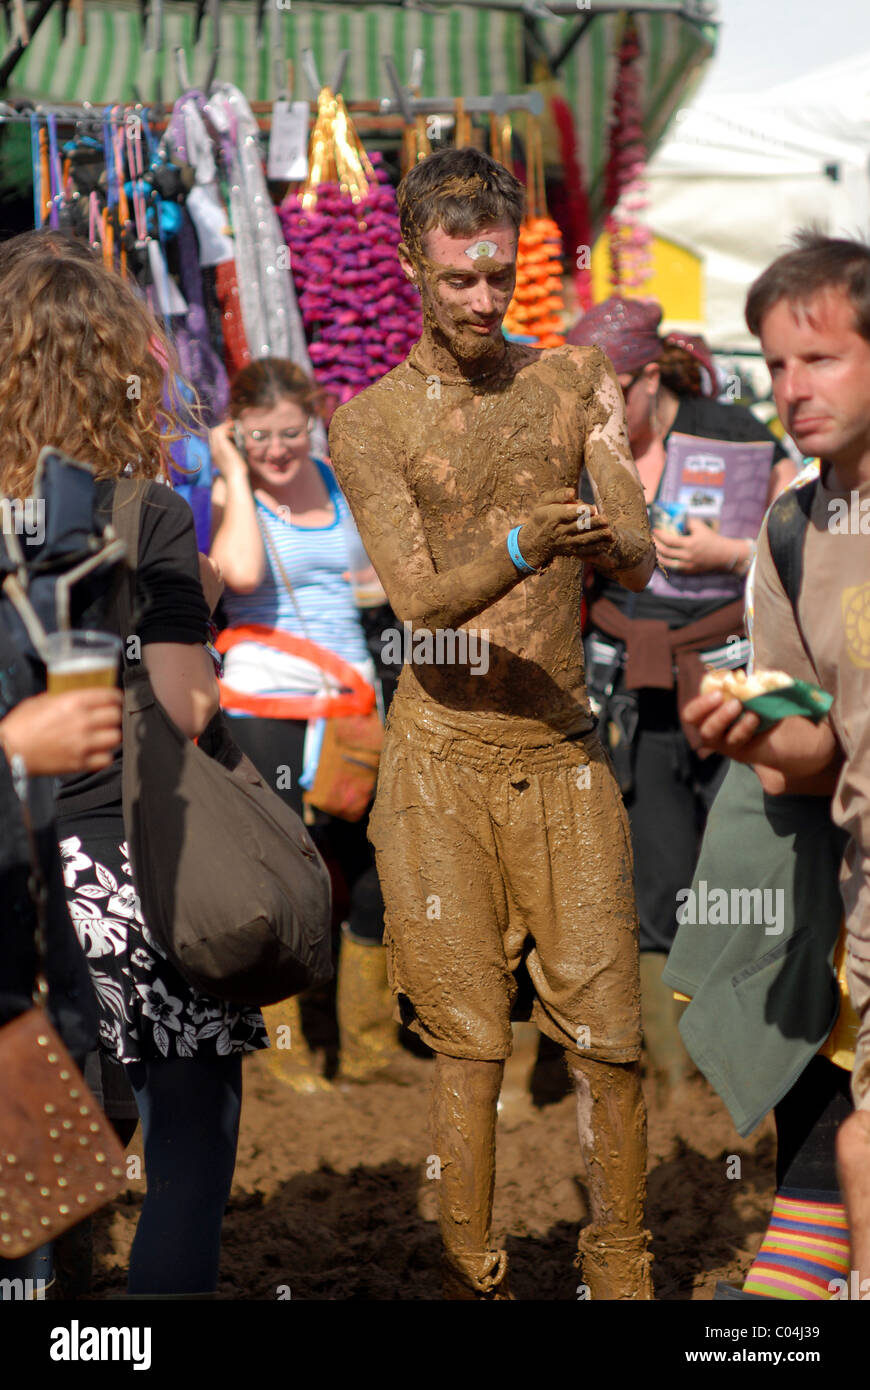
[267,100,310,181]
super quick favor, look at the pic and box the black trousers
[624,689,727,953]
[228,715,384,944]
[774,1055,853,1193]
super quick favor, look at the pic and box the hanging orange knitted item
[503,115,565,349]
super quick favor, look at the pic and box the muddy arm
[329,402,526,631]
[577,349,656,591]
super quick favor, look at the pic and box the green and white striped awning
[3,1,716,224]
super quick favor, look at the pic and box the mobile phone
[232,423,248,461]
[649,501,688,535]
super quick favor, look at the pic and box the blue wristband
[507,525,539,575]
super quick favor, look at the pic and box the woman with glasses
[210,360,410,1090]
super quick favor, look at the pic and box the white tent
[646,50,870,351]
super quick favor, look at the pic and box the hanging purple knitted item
[172,213,230,428]
[278,153,422,407]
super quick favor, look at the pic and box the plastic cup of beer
[43,630,123,694]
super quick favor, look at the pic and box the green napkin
[742,678,833,731]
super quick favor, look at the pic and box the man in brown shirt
[684,232,870,1290]
[329,148,656,1298]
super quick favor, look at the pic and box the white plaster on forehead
[464,239,499,261]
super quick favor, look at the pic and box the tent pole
[522,14,551,83]
[552,17,594,75]
[382,54,414,125]
[0,0,58,90]
[301,47,321,100]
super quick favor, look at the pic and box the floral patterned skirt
[57,810,268,1064]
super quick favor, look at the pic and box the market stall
[2,0,719,236]
[0,0,719,537]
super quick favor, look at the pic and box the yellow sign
[591,232,703,325]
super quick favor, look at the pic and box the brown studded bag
[0,760,126,1260]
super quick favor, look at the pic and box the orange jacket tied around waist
[216,624,377,720]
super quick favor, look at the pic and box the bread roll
[700,668,793,701]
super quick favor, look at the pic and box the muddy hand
[519,489,615,568]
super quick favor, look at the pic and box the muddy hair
[658,342,704,398]
[745,230,870,342]
[0,229,192,499]
[229,358,325,420]
[397,147,525,258]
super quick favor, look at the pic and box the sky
[699,0,870,95]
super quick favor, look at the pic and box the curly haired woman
[0,229,267,1298]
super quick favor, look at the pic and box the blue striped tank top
[221,459,371,698]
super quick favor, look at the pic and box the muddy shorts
[367,699,642,1063]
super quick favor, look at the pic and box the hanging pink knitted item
[603,20,654,295]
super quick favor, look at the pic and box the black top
[56,480,209,816]
[588,395,788,628]
[0,618,98,1061]
[660,394,789,463]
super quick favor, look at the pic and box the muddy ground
[87,1024,776,1302]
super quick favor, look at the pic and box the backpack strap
[763,476,819,675]
[765,477,817,609]
[51,479,148,820]
[108,478,144,666]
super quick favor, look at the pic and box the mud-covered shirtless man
[329,148,657,1300]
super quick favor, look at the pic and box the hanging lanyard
[88,190,106,252]
[29,112,42,228]
[141,108,157,164]
[111,118,131,277]
[149,132,179,336]
[38,127,52,226]
[45,112,62,229]
[135,107,172,327]
[102,205,113,270]
[125,109,148,244]
[102,108,118,210]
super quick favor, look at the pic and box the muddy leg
[431,1053,511,1299]
[567,1053,653,1300]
